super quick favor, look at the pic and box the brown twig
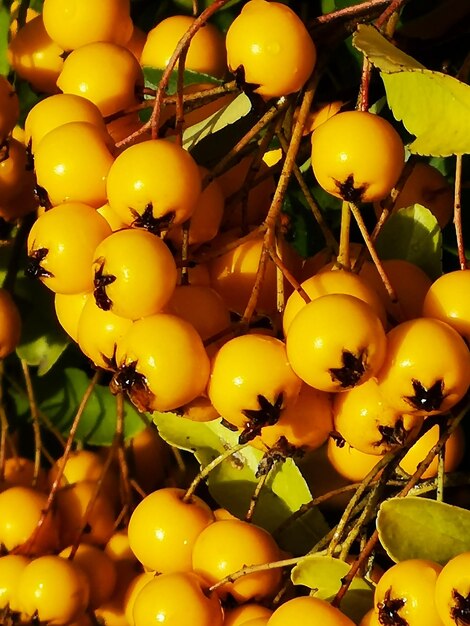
[245,471,269,523]
[20,360,42,489]
[454,155,466,269]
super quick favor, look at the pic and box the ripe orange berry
[327,438,383,483]
[25,93,106,153]
[192,518,282,602]
[113,313,211,412]
[435,551,470,626]
[0,554,30,612]
[141,15,227,79]
[132,571,224,626]
[16,555,90,625]
[283,269,387,335]
[286,294,387,393]
[8,15,64,94]
[127,487,215,573]
[57,42,143,117]
[26,202,112,295]
[42,0,133,51]
[0,486,59,554]
[399,424,465,479]
[0,75,19,141]
[267,596,355,625]
[54,292,91,343]
[422,269,470,343]
[377,317,470,416]
[207,333,301,438]
[92,228,177,320]
[106,139,201,232]
[226,0,316,99]
[311,111,405,203]
[0,288,22,358]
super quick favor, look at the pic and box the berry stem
[454,154,467,270]
[337,201,352,270]
[277,130,338,253]
[245,471,269,522]
[348,201,398,304]
[20,359,42,489]
[183,441,249,503]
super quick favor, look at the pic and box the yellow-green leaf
[291,555,374,623]
[375,204,442,280]
[382,69,470,156]
[377,497,470,565]
[352,24,425,73]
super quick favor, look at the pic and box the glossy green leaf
[143,66,223,95]
[377,496,470,565]
[352,24,425,72]
[375,204,442,280]
[0,4,9,75]
[8,366,146,445]
[15,278,69,376]
[153,412,329,555]
[382,70,470,156]
[291,555,374,623]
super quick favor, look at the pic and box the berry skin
[282,269,387,335]
[0,555,30,612]
[0,287,22,358]
[0,486,59,554]
[113,313,211,413]
[132,572,224,626]
[127,487,215,574]
[267,596,356,625]
[374,558,443,626]
[422,269,470,343]
[26,202,112,295]
[225,0,316,99]
[25,93,107,153]
[33,121,115,208]
[333,378,424,456]
[310,111,405,203]
[92,228,178,320]
[8,15,64,94]
[106,139,202,232]
[327,438,383,483]
[16,555,90,625]
[207,333,302,441]
[0,75,19,141]
[42,0,133,51]
[141,15,227,79]
[377,317,470,416]
[54,292,91,343]
[57,42,143,117]
[192,518,283,603]
[435,551,470,626]
[286,294,387,393]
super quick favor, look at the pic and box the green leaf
[375,204,442,280]
[291,555,374,623]
[8,365,147,445]
[352,25,470,156]
[0,4,9,76]
[15,278,69,376]
[381,70,470,157]
[352,24,425,73]
[153,412,329,555]
[377,496,470,565]
[143,66,223,96]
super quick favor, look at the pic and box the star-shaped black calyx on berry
[256,436,303,477]
[451,589,470,625]
[404,378,446,413]
[110,361,155,413]
[377,589,408,626]
[25,248,54,280]
[335,174,369,204]
[130,203,175,235]
[239,393,284,444]
[329,349,366,389]
[377,418,407,448]
[93,258,116,311]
